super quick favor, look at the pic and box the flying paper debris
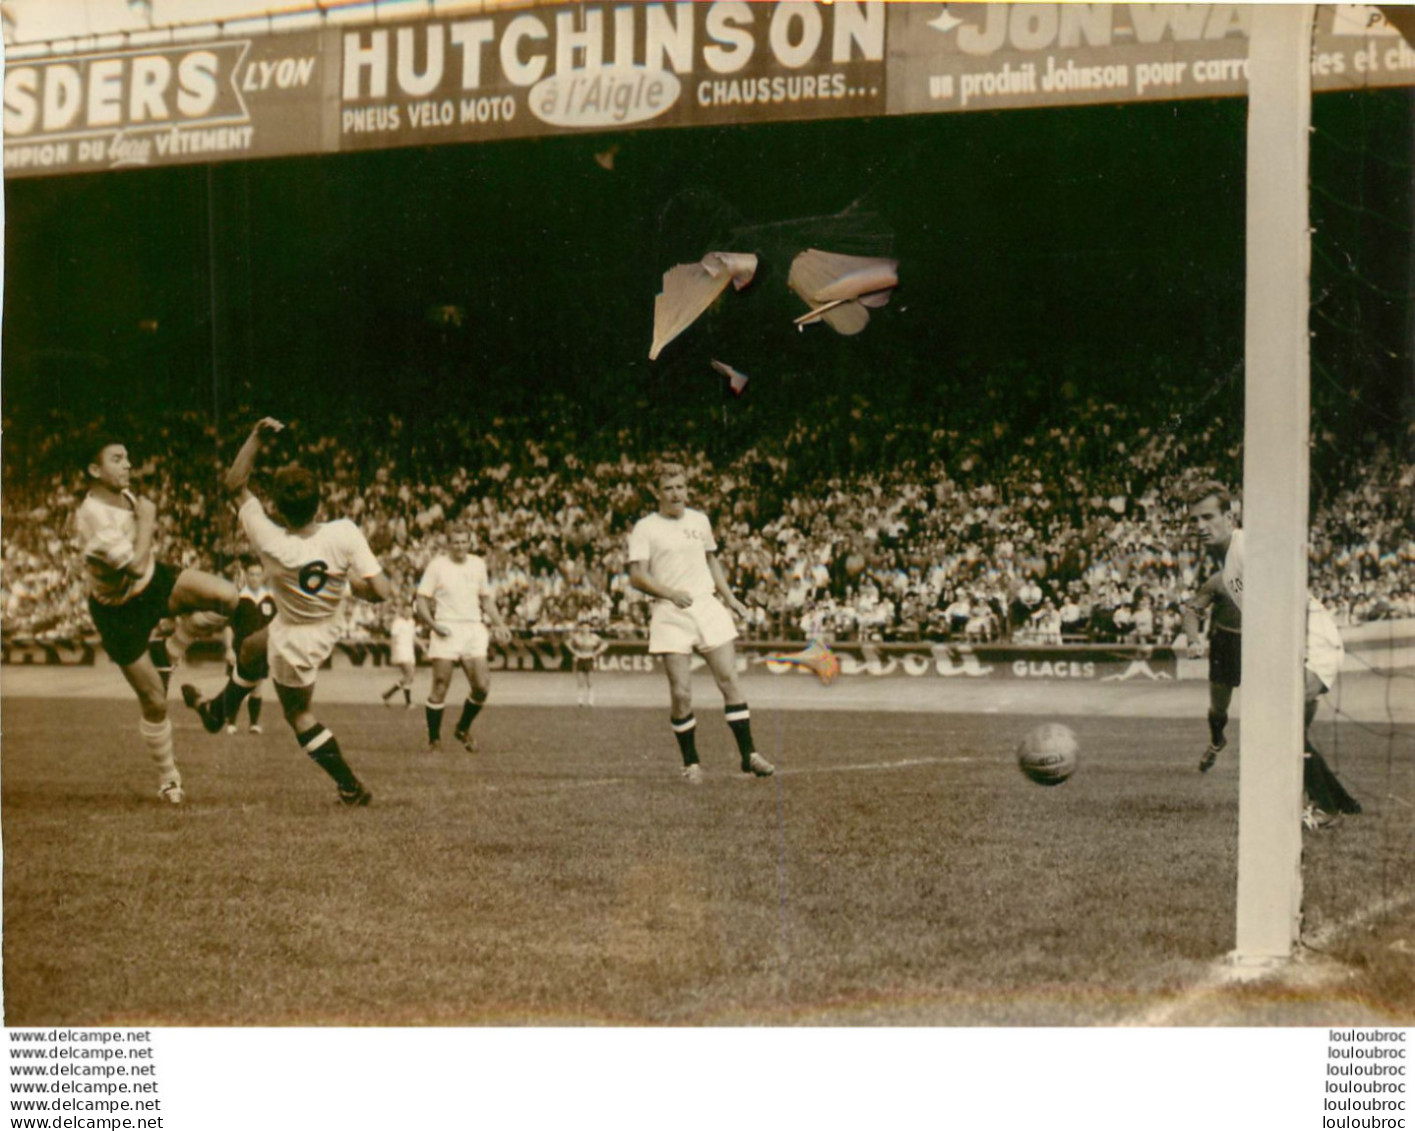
[710,359,750,396]
[763,639,841,685]
[649,252,758,360]
[788,249,899,336]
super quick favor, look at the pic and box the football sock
[148,640,175,693]
[297,723,359,792]
[217,672,259,725]
[140,717,179,783]
[725,703,756,767]
[382,684,399,701]
[1207,710,1228,747]
[247,695,263,727]
[671,714,699,767]
[426,701,445,742]
[402,687,411,707]
[1304,742,1361,815]
[457,690,487,734]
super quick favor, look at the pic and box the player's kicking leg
[702,641,774,779]
[274,680,372,806]
[151,568,239,696]
[181,628,268,734]
[169,568,239,621]
[148,570,239,693]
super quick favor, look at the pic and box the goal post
[1234,3,1317,965]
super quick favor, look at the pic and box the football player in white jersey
[180,418,391,805]
[1181,481,1360,824]
[628,462,775,784]
[74,434,240,803]
[380,603,419,709]
[415,528,511,752]
[566,617,609,707]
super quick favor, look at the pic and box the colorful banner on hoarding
[3,30,329,175]
[336,1,886,149]
[3,0,887,176]
[0,635,1178,681]
[886,2,1415,115]
[4,3,1413,177]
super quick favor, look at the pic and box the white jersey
[627,508,718,600]
[75,492,154,606]
[1221,528,1344,687]
[238,495,381,626]
[417,554,491,624]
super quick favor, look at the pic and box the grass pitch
[3,697,1411,1026]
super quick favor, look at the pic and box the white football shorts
[1304,599,1345,694]
[426,621,491,662]
[390,641,416,667]
[267,617,343,689]
[648,594,737,656]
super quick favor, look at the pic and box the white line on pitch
[491,756,978,791]
[1120,888,1415,1027]
[1302,889,1415,951]
[780,756,978,775]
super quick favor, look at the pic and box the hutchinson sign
[5,2,1412,176]
[335,1,886,149]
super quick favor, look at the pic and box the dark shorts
[1208,627,1242,688]
[228,625,272,684]
[231,592,277,650]
[90,562,181,667]
[571,656,595,673]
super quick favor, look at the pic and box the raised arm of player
[125,494,158,578]
[224,417,285,498]
[629,562,693,608]
[706,551,748,619]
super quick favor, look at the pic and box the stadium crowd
[3,384,1412,649]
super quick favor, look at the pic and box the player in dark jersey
[223,560,277,734]
[1181,482,1360,824]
